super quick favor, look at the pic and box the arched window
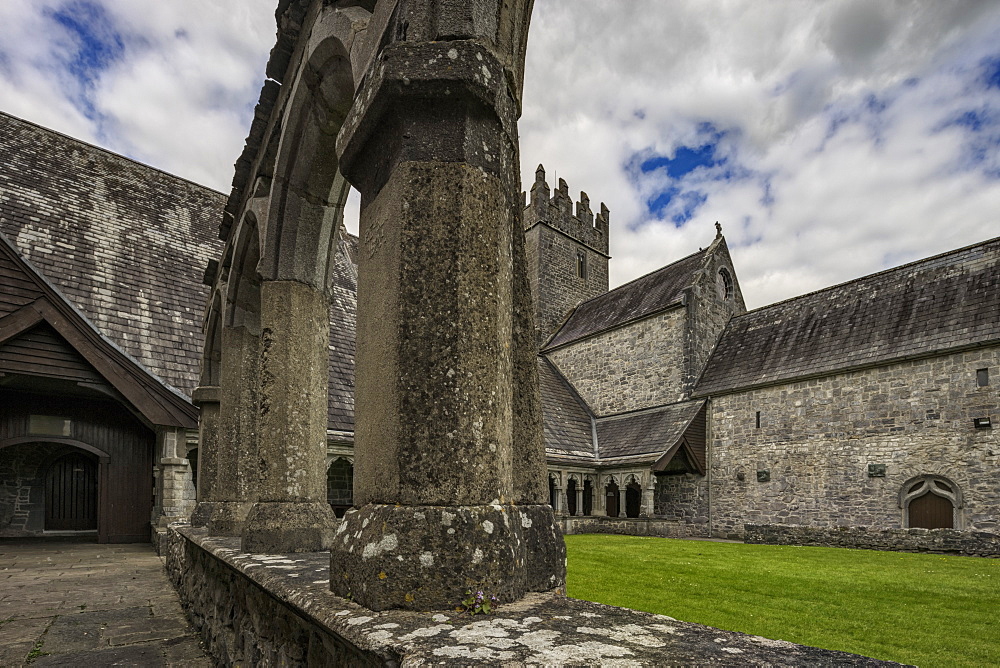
[576,250,588,279]
[716,267,733,300]
[583,478,593,516]
[899,475,961,529]
[326,458,353,518]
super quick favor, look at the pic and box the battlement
[523,165,609,255]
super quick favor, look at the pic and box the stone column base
[190,501,254,537]
[241,501,338,554]
[329,503,565,612]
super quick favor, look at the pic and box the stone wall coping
[745,523,1000,558]
[171,524,897,665]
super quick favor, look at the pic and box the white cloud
[1,0,998,308]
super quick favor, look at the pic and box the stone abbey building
[0,109,996,543]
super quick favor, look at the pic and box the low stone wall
[165,524,897,665]
[744,524,1000,557]
[560,516,710,538]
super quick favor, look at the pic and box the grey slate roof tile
[0,111,224,398]
[695,237,1000,396]
[545,248,707,349]
[596,401,704,462]
[538,358,595,462]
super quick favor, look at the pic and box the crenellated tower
[523,165,611,345]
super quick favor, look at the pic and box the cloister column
[241,281,337,552]
[575,483,584,517]
[641,476,656,518]
[191,326,260,535]
[329,8,565,610]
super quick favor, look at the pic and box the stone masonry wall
[710,347,999,539]
[548,308,686,416]
[654,472,709,530]
[684,240,745,394]
[745,523,1000,557]
[559,515,710,538]
[526,223,609,345]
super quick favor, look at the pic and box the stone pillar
[190,326,259,535]
[154,426,196,527]
[241,280,337,553]
[641,477,656,518]
[330,37,564,611]
[575,485,584,517]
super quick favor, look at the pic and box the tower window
[576,250,587,279]
[977,368,989,387]
[717,267,733,300]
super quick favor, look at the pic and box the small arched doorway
[45,451,97,531]
[625,480,642,518]
[605,480,620,518]
[583,478,593,516]
[900,475,960,529]
[566,478,578,516]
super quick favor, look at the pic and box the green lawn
[565,534,1000,667]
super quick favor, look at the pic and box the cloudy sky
[1,1,998,308]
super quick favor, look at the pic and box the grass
[565,535,1000,667]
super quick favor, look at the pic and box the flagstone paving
[0,539,210,667]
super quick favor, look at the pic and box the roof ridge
[597,398,704,422]
[576,245,708,310]
[0,110,226,196]
[736,235,1000,318]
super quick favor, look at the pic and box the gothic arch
[899,474,963,529]
[201,291,223,387]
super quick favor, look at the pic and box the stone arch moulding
[259,6,369,294]
[898,474,964,529]
[225,210,262,333]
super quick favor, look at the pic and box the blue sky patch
[45,1,125,119]
[983,56,1000,89]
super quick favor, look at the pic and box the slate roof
[0,111,224,398]
[695,237,1000,396]
[596,400,704,467]
[328,230,357,432]
[544,247,707,349]
[538,358,594,463]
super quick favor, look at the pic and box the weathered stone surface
[746,523,1000,557]
[242,280,336,552]
[189,500,254,536]
[242,501,337,553]
[329,504,564,611]
[170,525,900,666]
[561,516,711,539]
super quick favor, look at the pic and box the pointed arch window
[899,475,961,529]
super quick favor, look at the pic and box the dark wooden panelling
[1,390,154,542]
[0,323,105,383]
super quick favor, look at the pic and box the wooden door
[909,492,953,529]
[606,483,619,517]
[45,452,98,530]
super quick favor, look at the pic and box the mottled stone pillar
[190,327,259,535]
[241,280,337,553]
[191,385,219,507]
[575,486,584,517]
[330,37,564,611]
